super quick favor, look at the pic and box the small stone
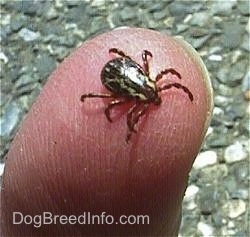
[0,52,8,64]
[193,151,217,169]
[241,34,250,52]
[217,84,234,96]
[198,186,226,215]
[0,24,12,43]
[224,142,248,163]
[0,101,22,137]
[228,60,248,87]
[0,163,5,185]
[35,54,56,78]
[221,21,245,49]
[212,213,227,227]
[176,24,189,33]
[241,71,250,93]
[169,2,190,18]
[190,12,210,27]
[10,15,27,32]
[148,2,166,12]
[217,60,247,87]
[197,222,214,236]
[223,175,238,197]
[0,93,9,107]
[190,34,211,49]
[210,0,236,16]
[208,54,222,61]
[225,101,246,120]
[226,199,246,218]
[205,126,213,137]
[238,0,250,15]
[231,189,249,200]
[18,28,40,42]
[184,185,199,200]
[214,95,231,107]
[124,0,138,7]
[183,185,199,210]
[153,10,168,20]
[206,132,231,148]
[0,163,5,177]
[65,0,80,7]
[45,7,58,20]
[244,90,250,100]
[120,7,136,21]
[15,74,36,89]
[246,18,250,34]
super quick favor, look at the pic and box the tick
[81,48,193,142]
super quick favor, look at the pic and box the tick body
[81,48,193,142]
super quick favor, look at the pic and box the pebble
[206,132,231,148]
[246,18,250,34]
[224,142,248,163]
[217,60,247,87]
[198,185,227,215]
[15,74,36,89]
[120,7,136,21]
[238,0,250,15]
[45,7,58,20]
[210,0,236,16]
[0,163,5,177]
[183,185,199,210]
[124,0,138,7]
[190,34,211,49]
[153,10,168,21]
[240,117,250,135]
[193,151,217,169]
[0,101,22,137]
[10,15,27,32]
[189,12,210,27]
[233,160,249,183]
[169,2,189,18]
[197,222,214,236]
[0,163,5,186]
[226,199,246,218]
[18,28,40,42]
[0,52,8,64]
[221,21,245,49]
[228,60,248,87]
[35,54,56,78]
[214,95,231,107]
[217,84,234,96]
[241,71,250,93]
[225,101,246,120]
[208,54,222,61]
[241,34,250,52]
[212,212,227,227]
[148,2,166,12]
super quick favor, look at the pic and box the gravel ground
[0,0,249,236]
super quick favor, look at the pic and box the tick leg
[158,83,194,101]
[126,103,150,143]
[127,103,138,134]
[142,50,153,76]
[105,99,127,122]
[80,93,113,102]
[109,48,131,59]
[155,68,182,82]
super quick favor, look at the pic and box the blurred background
[0,0,249,236]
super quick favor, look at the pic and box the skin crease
[0,28,213,236]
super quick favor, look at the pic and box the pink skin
[0,28,213,236]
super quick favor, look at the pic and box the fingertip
[1,28,213,236]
